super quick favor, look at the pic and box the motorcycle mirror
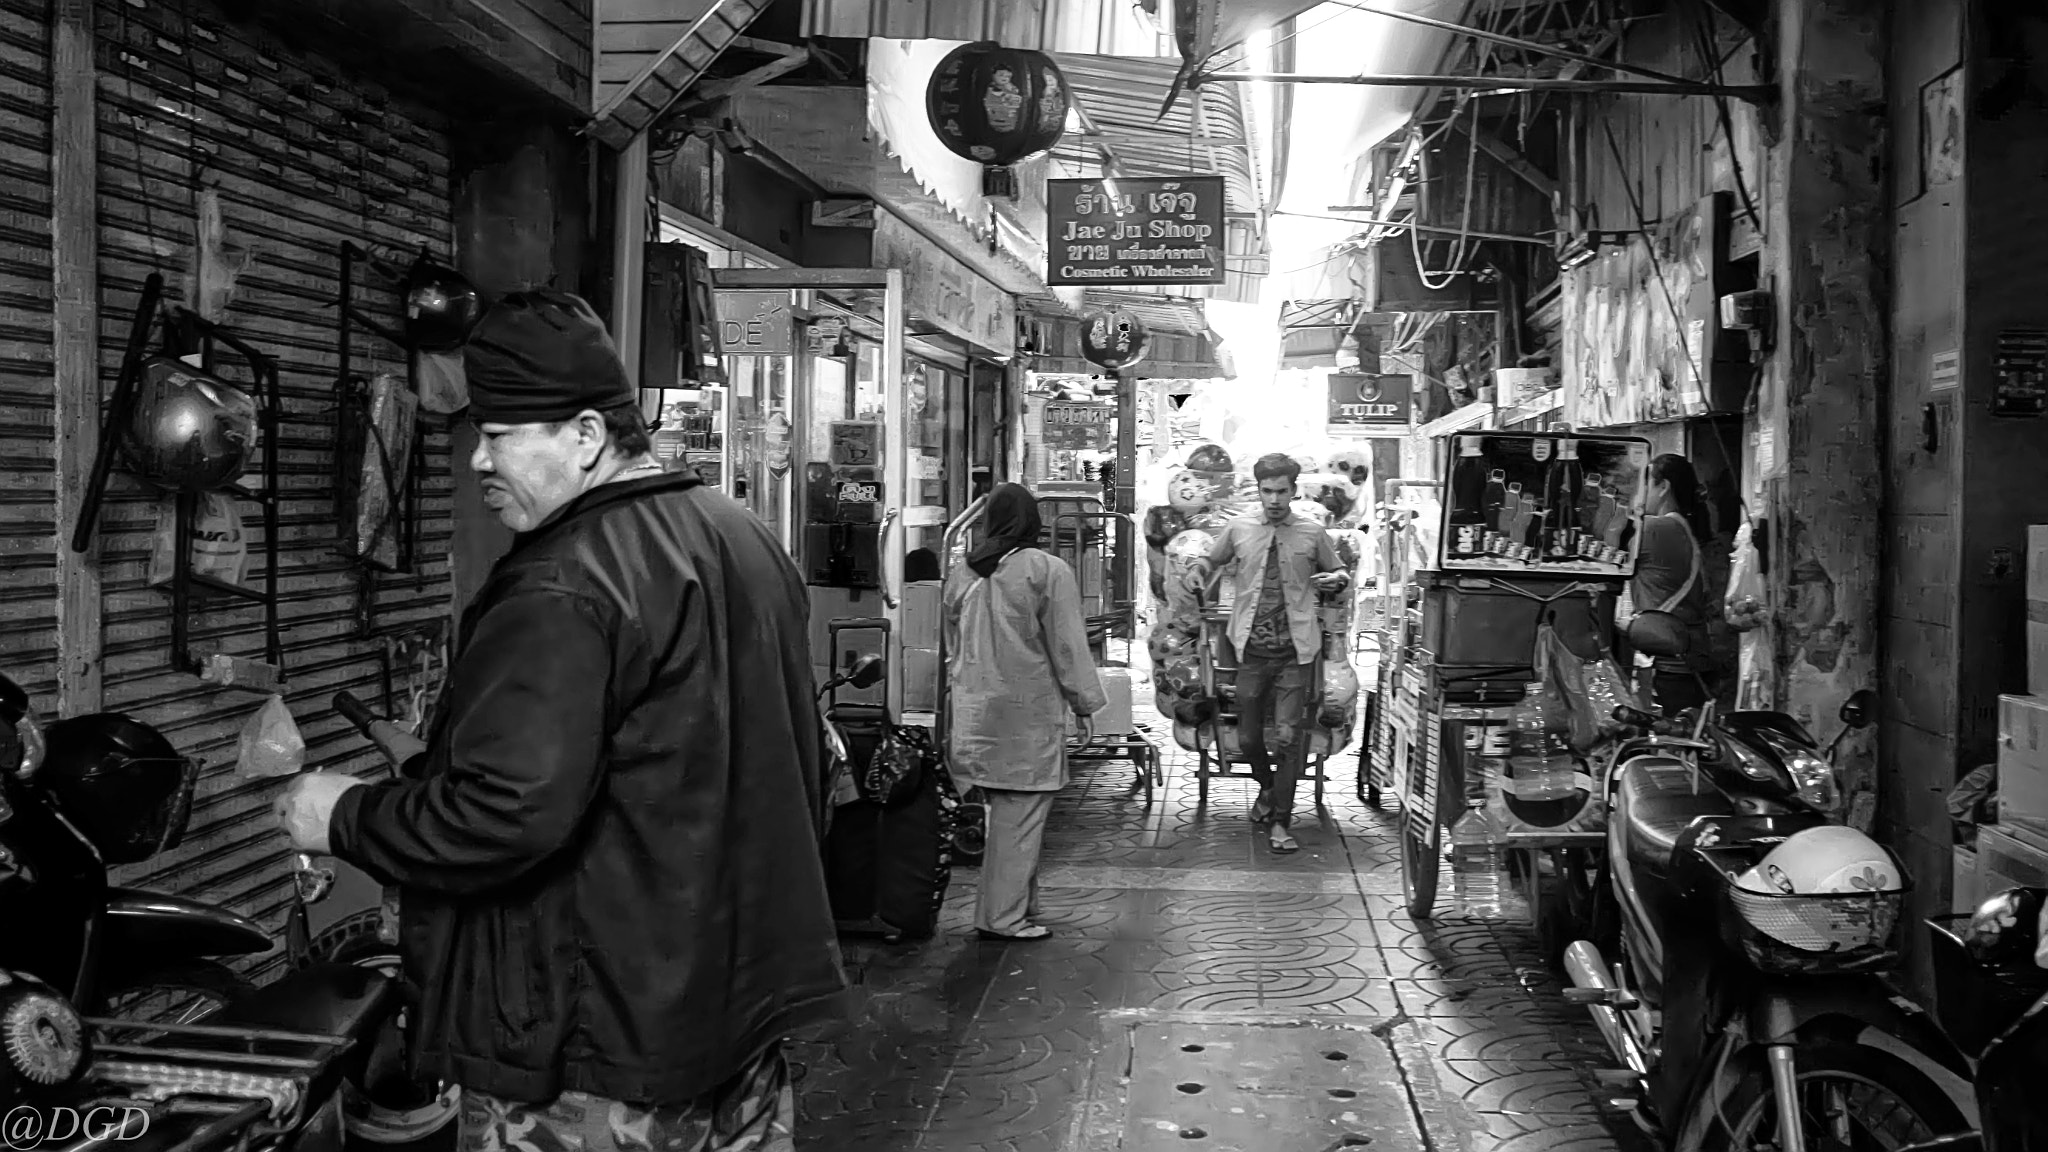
[848,655,885,689]
[1839,688,1878,730]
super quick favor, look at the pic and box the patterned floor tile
[795,692,1643,1152]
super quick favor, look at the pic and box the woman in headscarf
[945,483,1107,941]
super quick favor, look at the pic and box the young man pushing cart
[1183,453,1350,852]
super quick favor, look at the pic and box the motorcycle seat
[1615,757,1737,878]
[204,961,397,1041]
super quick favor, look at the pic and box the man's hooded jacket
[329,470,846,1106]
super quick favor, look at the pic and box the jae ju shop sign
[1047,176,1227,287]
[1326,373,1413,429]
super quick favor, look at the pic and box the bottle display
[1435,433,1648,576]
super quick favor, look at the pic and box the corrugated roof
[1049,53,1261,218]
[1081,290,1208,336]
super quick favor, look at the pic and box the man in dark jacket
[275,290,845,1152]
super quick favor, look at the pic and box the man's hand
[367,720,427,769]
[1180,562,1211,599]
[1073,713,1095,745]
[1310,571,1348,594]
[274,772,369,855]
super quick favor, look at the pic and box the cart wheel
[1398,812,1441,920]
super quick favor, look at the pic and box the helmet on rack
[401,255,484,352]
[121,358,261,493]
[1185,444,1233,475]
[1733,825,1903,952]
[36,714,199,866]
[1165,470,1210,514]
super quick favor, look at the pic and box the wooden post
[52,0,103,713]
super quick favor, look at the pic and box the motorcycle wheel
[307,911,461,1152]
[1699,1039,1966,1152]
[98,959,251,1025]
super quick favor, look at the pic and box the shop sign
[871,212,1016,355]
[829,420,882,468]
[1326,373,1412,428]
[1046,175,1227,287]
[1044,401,1114,450]
[714,291,793,355]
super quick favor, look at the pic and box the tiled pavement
[790,700,1655,1152]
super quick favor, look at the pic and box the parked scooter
[1564,684,1978,1150]
[0,671,273,1021]
[1893,886,2048,1151]
[0,958,410,1152]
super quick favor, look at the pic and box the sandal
[1268,826,1299,853]
[976,925,1053,942]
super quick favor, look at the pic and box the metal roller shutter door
[0,4,59,703]
[92,0,457,977]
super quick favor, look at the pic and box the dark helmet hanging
[36,714,198,866]
[120,358,261,493]
[401,254,484,352]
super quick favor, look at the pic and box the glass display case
[1437,432,1652,577]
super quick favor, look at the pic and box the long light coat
[944,548,1108,792]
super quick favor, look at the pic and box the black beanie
[464,289,637,424]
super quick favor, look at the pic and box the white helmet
[1732,826,1901,952]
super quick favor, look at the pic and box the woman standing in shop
[944,483,1108,942]
[1626,453,1723,714]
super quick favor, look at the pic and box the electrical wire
[1693,8,1761,229]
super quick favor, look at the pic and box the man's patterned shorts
[455,1044,794,1152]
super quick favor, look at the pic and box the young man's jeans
[1229,643,1312,827]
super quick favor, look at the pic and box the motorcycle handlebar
[332,691,382,736]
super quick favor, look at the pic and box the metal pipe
[1200,73,1775,101]
[1305,209,1552,245]
[1563,941,1651,1076]
[1328,0,1701,89]
[1765,1044,1807,1148]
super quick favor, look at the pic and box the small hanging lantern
[925,41,1071,200]
[1081,308,1150,371]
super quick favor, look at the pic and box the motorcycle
[0,671,273,1021]
[1893,886,2048,1151]
[1564,683,1978,1150]
[0,958,409,1152]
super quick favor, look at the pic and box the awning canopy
[1050,53,1261,220]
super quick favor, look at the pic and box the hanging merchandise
[146,493,248,589]
[415,349,469,415]
[924,41,1071,199]
[121,357,262,493]
[400,252,484,352]
[341,373,421,571]
[234,694,306,779]
[1725,518,1767,631]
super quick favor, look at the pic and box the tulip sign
[1327,372,1412,428]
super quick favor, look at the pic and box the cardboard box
[1954,846,1982,916]
[2029,525,2048,605]
[1096,668,1135,736]
[1978,822,2048,897]
[1998,694,2048,821]
[902,646,940,714]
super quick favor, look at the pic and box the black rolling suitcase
[820,619,957,942]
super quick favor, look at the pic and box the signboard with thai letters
[1046,175,1227,287]
[871,211,1016,356]
[1043,401,1115,450]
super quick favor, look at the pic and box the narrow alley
[795,702,1650,1152]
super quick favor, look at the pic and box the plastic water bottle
[1447,805,1507,917]
[1504,686,1577,803]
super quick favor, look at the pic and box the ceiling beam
[1199,72,1773,101]
[1447,121,1558,198]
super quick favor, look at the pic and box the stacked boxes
[901,580,943,716]
[1974,526,2048,908]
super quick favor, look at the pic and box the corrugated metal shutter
[91,0,456,979]
[0,3,58,703]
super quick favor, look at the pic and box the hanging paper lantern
[925,42,1071,200]
[1081,308,1150,371]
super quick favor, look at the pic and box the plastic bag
[146,492,248,588]
[1544,626,1642,752]
[1317,632,1360,730]
[415,348,469,415]
[1725,519,1767,631]
[236,694,306,778]
[1948,762,1999,847]
[348,373,419,570]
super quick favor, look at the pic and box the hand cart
[1370,432,1652,942]
[1174,601,1351,808]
